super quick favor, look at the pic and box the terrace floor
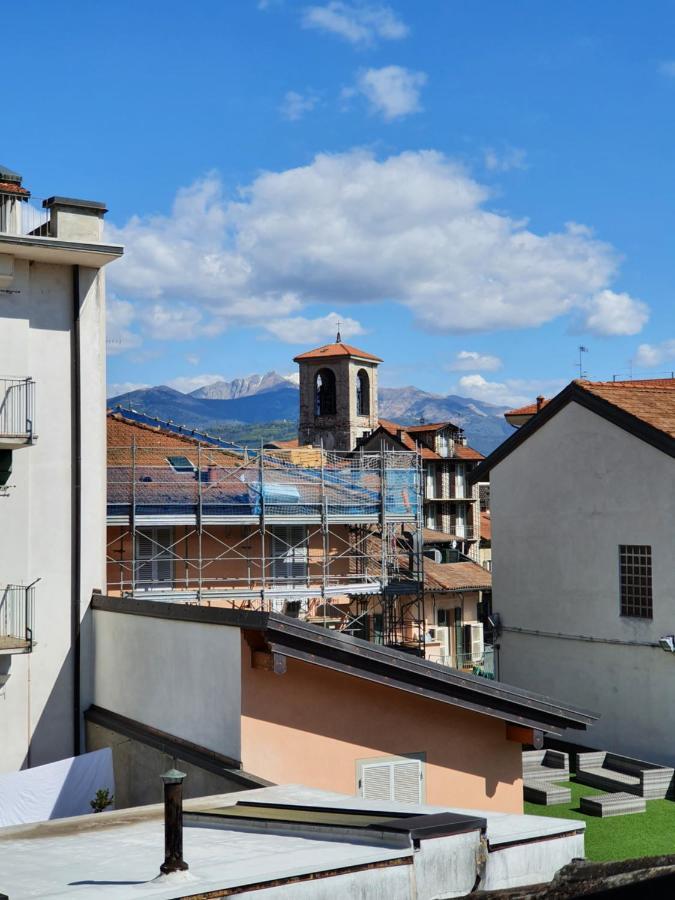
[525,776,675,862]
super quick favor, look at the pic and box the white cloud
[262,311,365,344]
[457,374,565,408]
[166,374,224,393]
[352,66,426,120]
[659,60,675,77]
[280,90,318,121]
[484,147,527,173]
[580,289,649,336]
[107,150,646,341]
[185,353,200,366]
[635,339,675,368]
[302,2,407,46]
[447,350,502,372]
[106,381,150,398]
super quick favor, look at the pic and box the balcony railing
[0,582,37,653]
[427,645,495,678]
[0,197,50,237]
[0,377,36,444]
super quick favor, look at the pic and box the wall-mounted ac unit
[423,548,442,564]
[429,624,450,658]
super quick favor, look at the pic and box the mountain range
[107,371,515,454]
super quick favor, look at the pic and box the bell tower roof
[293,341,383,363]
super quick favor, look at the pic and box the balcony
[0,583,36,653]
[427,644,495,679]
[0,377,36,447]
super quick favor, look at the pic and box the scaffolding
[107,439,426,654]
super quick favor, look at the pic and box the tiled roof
[376,419,483,461]
[0,181,29,196]
[423,528,457,544]
[293,342,382,362]
[577,378,675,439]
[404,422,456,434]
[264,438,300,449]
[505,399,549,416]
[424,558,492,592]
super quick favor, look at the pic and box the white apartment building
[0,164,122,771]
[473,378,675,764]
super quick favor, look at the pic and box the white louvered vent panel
[361,764,392,802]
[135,527,173,588]
[393,761,422,805]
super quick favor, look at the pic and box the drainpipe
[71,264,82,756]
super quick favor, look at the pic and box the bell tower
[294,330,381,451]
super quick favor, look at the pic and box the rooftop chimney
[160,768,189,876]
[536,395,545,412]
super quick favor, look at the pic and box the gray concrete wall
[492,400,675,762]
[86,720,251,809]
[0,253,107,772]
[92,609,242,762]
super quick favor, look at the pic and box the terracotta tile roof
[264,438,300,449]
[375,419,483,461]
[423,527,457,544]
[480,511,491,541]
[404,422,456,433]
[576,378,675,439]
[424,558,492,592]
[0,181,29,196]
[293,342,383,363]
[505,399,549,416]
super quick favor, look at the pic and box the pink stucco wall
[240,638,523,813]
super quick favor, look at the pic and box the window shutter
[271,526,308,581]
[135,527,173,589]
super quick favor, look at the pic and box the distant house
[473,377,675,763]
[360,419,484,560]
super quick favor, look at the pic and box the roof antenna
[577,345,589,379]
[336,319,342,343]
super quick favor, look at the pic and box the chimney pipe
[536,395,545,412]
[160,769,189,875]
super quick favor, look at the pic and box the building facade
[475,378,675,764]
[0,165,122,771]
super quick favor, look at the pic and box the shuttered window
[270,525,308,583]
[358,755,424,805]
[135,527,174,590]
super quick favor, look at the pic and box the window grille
[619,544,652,619]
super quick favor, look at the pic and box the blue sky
[8,0,675,406]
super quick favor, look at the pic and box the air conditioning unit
[463,622,484,663]
[429,625,450,658]
[423,548,442,564]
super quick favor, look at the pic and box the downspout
[71,265,82,755]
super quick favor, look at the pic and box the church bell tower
[294,330,381,451]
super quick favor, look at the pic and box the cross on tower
[336,320,342,343]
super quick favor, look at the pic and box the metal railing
[0,581,37,651]
[0,377,36,440]
[0,197,50,237]
[427,645,495,678]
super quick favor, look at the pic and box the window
[135,527,174,590]
[357,754,425,805]
[166,455,195,473]
[437,608,450,626]
[620,545,653,618]
[270,525,308,583]
[315,368,336,416]
[356,369,370,416]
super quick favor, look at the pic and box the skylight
[166,455,194,473]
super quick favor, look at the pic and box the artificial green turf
[524,777,675,862]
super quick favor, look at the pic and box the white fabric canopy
[0,747,114,828]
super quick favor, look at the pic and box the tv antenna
[577,345,589,379]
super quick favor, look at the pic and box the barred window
[619,545,652,619]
